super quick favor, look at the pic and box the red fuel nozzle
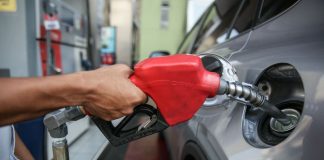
[92,54,292,146]
[130,54,221,126]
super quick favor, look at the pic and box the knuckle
[121,109,134,115]
[116,64,131,72]
[109,111,124,119]
[133,91,147,104]
[100,111,118,121]
[104,115,118,121]
[103,116,112,121]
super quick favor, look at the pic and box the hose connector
[218,79,292,126]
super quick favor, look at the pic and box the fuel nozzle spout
[218,79,292,126]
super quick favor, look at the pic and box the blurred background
[0,0,215,159]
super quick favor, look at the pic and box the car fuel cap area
[270,108,300,133]
[242,63,304,148]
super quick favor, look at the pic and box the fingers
[86,108,134,121]
[82,64,145,121]
[98,64,133,77]
[130,87,147,105]
[113,64,133,77]
[120,108,134,115]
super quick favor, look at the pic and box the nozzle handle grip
[130,54,220,126]
[91,104,168,146]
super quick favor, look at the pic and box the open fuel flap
[242,63,304,148]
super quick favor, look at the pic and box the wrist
[46,71,94,107]
[72,71,95,106]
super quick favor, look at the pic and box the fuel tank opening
[270,108,300,133]
[258,101,303,145]
[242,63,304,148]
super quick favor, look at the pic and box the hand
[81,64,147,121]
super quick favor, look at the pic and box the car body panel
[165,0,324,159]
[164,117,200,160]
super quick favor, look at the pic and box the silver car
[164,0,324,159]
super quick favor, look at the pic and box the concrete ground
[69,124,107,160]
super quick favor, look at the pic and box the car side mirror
[149,51,170,58]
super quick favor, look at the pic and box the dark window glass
[176,19,203,53]
[257,0,298,25]
[177,5,213,53]
[195,1,241,53]
[227,0,259,39]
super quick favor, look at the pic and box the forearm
[0,72,89,125]
[0,65,146,125]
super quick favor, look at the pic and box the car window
[176,20,202,53]
[177,5,213,53]
[195,1,240,53]
[227,0,259,39]
[257,0,298,25]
